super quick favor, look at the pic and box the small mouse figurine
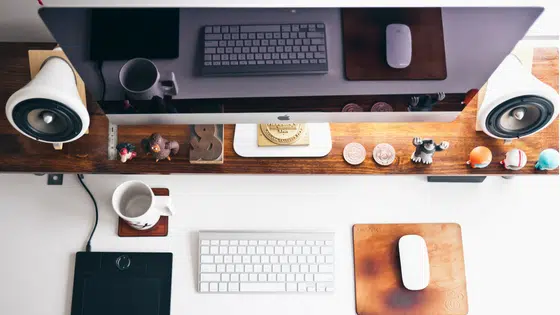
[116,142,137,163]
[142,133,180,162]
[535,149,560,171]
[500,148,527,170]
[466,146,492,168]
[411,137,449,164]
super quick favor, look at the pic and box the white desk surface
[0,174,559,315]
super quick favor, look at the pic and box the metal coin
[342,103,364,112]
[373,143,396,166]
[371,102,393,112]
[260,123,305,145]
[343,142,367,165]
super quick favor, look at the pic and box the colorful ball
[535,149,560,171]
[500,149,527,171]
[467,146,492,168]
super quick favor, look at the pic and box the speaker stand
[233,123,332,157]
[427,176,487,183]
[53,143,63,150]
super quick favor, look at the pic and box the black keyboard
[200,23,329,76]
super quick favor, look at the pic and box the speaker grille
[485,95,554,138]
[12,98,83,142]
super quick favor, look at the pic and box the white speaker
[477,54,560,140]
[6,55,89,149]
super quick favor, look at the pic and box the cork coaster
[117,188,169,237]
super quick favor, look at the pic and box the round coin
[342,103,364,112]
[373,143,396,166]
[371,102,393,112]
[260,123,305,145]
[343,142,367,165]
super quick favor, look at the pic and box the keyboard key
[259,274,267,282]
[221,274,230,282]
[201,255,213,263]
[230,26,240,33]
[268,274,277,282]
[206,41,219,47]
[235,264,244,272]
[240,283,285,292]
[282,25,291,32]
[233,255,242,263]
[249,273,257,281]
[254,264,263,272]
[307,32,324,38]
[223,34,231,40]
[270,256,279,263]
[219,282,227,292]
[301,264,309,273]
[206,34,222,40]
[240,25,281,33]
[226,264,235,272]
[212,26,221,33]
[204,26,213,33]
[240,33,248,39]
[315,274,334,282]
[319,264,334,273]
[217,264,226,272]
[209,282,218,292]
[264,264,272,272]
[321,246,333,255]
[303,247,311,255]
[201,273,221,282]
[265,33,273,39]
[291,25,300,32]
[219,41,227,47]
[296,274,304,282]
[201,264,216,272]
[200,282,209,292]
[231,273,239,282]
[240,273,249,282]
[257,33,264,39]
[221,26,229,33]
[229,283,240,292]
[232,34,239,40]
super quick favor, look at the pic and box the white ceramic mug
[112,180,174,230]
[119,58,179,100]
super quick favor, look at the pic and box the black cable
[96,60,106,101]
[77,174,98,252]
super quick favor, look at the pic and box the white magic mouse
[386,24,412,69]
[398,234,430,291]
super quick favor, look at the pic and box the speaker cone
[12,98,83,142]
[485,95,554,139]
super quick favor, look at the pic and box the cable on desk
[96,61,106,102]
[77,174,98,252]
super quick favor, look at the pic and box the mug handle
[160,72,179,96]
[153,196,175,216]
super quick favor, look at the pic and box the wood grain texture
[0,43,557,175]
[353,223,468,315]
[118,188,169,237]
[342,8,447,81]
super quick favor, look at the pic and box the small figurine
[142,133,180,162]
[535,149,560,171]
[411,137,449,164]
[116,143,137,163]
[408,92,445,112]
[500,148,527,170]
[466,146,492,168]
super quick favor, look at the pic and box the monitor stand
[233,123,332,157]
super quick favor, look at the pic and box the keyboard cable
[77,174,98,252]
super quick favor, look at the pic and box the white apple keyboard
[198,231,335,293]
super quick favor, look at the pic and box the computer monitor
[39,6,543,125]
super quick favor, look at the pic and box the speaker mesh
[12,98,83,142]
[485,95,554,138]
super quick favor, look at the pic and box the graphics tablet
[70,252,172,315]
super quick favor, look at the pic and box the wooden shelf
[0,43,557,175]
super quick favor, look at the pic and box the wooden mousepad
[342,8,447,81]
[353,223,468,315]
[118,188,169,237]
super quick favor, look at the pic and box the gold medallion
[257,123,309,146]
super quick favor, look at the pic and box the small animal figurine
[411,137,449,164]
[500,148,527,170]
[535,149,560,171]
[466,146,492,168]
[116,143,137,163]
[408,92,446,112]
[142,133,180,162]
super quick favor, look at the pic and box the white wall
[0,0,558,42]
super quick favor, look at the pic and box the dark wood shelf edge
[0,43,557,176]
